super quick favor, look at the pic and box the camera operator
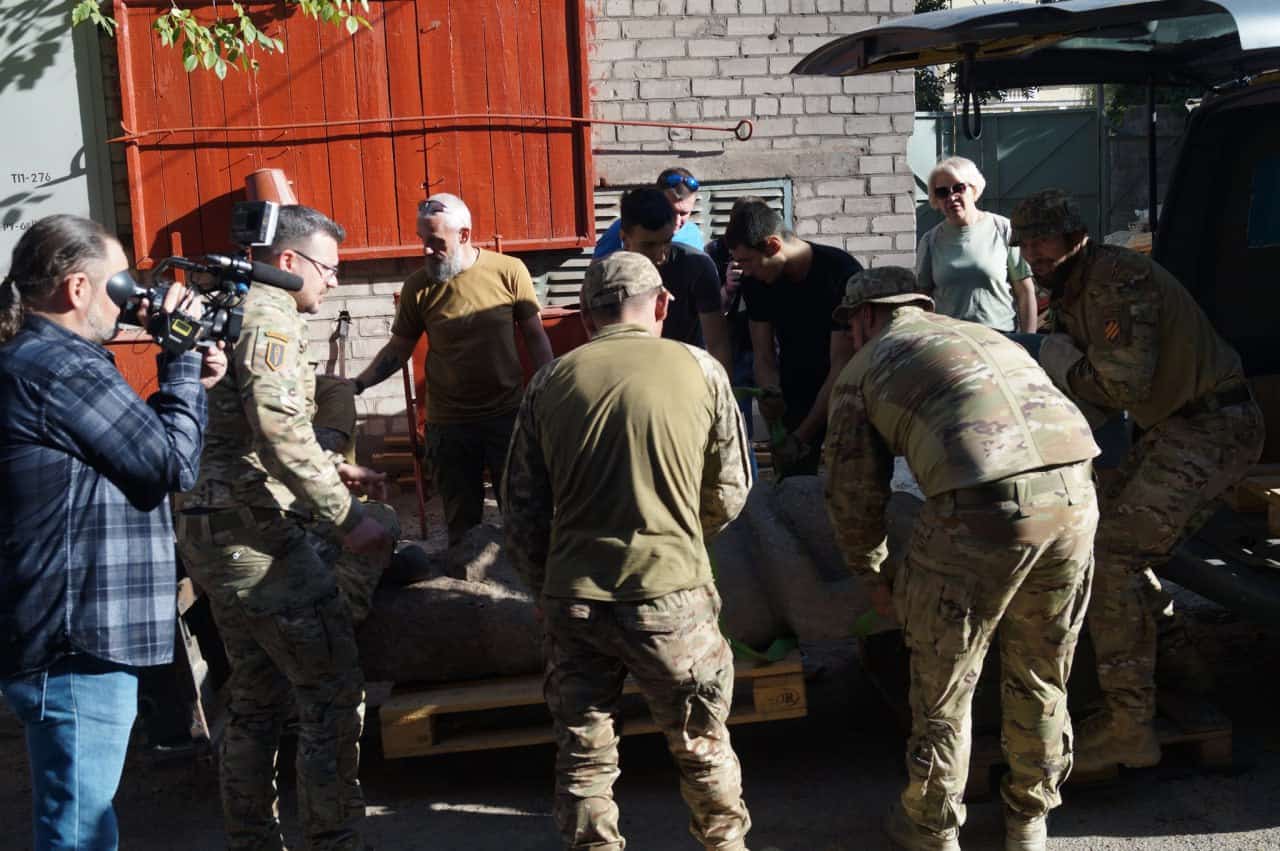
[174,204,393,851]
[0,214,225,851]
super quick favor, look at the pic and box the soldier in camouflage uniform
[502,251,754,851]
[174,206,395,851]
[824,267,1100,851]
[1010,190,1265,773]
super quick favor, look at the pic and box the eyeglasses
[932,182,969,200]
[660,173,700,193]
[418,199,448,215]
[294,250,339,283]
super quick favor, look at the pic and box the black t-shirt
[659,243,722,347]
[704,237,753,355]
[742,241,862,423]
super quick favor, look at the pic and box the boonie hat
[580,251,667,310]
[832,266,932,322]
[1010,189,1087,246]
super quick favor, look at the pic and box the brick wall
[587,0,917,265]
[102,2,917,456]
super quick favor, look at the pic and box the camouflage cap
[832,266,932,322]
[580,251,666,310]
[1009,189,1087,245]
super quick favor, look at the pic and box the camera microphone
[202,254,304,292]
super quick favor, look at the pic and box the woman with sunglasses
[917,156,1038,333]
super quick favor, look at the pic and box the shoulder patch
[260,329,291,371]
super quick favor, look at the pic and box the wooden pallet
[379,651,806,759]
[966,696,1232,800]
[1222,465,1280,534]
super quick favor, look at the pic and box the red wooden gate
[114,0,594,265]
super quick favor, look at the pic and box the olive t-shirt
[391,249,540,424]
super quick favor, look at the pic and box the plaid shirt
[0,316,206,677]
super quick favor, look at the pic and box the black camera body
[108,202,302,356]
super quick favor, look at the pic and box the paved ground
[3,591,1279,851]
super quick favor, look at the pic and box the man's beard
[87,305,118,344]
[424,251,466,284]
[1037,241,1086,297]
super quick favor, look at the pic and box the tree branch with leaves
[71,0,369,77]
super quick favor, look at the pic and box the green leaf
[183,52,199,72]
[256,29,274,48]
[344,14,359,34]
[214,57,228,79]
[202,47,217,69]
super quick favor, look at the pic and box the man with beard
[1010,189,1264,773]
[353,194,554,545]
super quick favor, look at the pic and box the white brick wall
[586,0,915,264]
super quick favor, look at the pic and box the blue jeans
[0,655,138,851]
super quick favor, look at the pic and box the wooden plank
[245,0,297,186]
[514,0,553,249]
[383,0,428,239]
[149,13,203,261]
[116,4,157,263]
[380,652,807,759]
[418,0,461,198]
[184,35,235,256]
[483,0,526,242]
[280,11,332,209]
[353,1,398,248]
[319,8,368,244]
[541,0,578,240]
[449,3,497,237]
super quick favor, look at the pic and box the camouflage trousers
[177,510,368,851]
[543,584,751,851]
[1089,400,1264,725]
[895,462,1098,834]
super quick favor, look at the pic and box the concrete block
[692,77,744,96]
[594,80,639,101]
[743,35,792,55]
[727,16,778,36]
[817,0,842,11]
[867,0,890,10]
[755,96,780,115]
[612,60,667,79]
[648,100,675,121]
[750,117,796,137]
[639,78,692,99]
[744,76,794,94]
[796,197,844,217]
[687,0,712,11]
[592,40,636,61]
[712,0,737,11]
[893,70,915,92]
[845,235,893,252]
[844,196,891,214]
[728,97,754,114]
[659,0,685,11]
[792,0,817,11]
[871,214,914,232]
[796,115,844,134]
[689,38,740,57]
[792,35,837,55]
[636,39,687,58]
[869,252,917,267]
[858,155,894,174]
[869,175,913,195]
[634,0,660,12]
[770,56,802,75]
[674,100,702,119]
[720,57,770,76]
[819,215,868,234]
[780,95,804,114]
[870,134,909,154]
[604,0,631,14]
[617,123,668,142]
[815,178,864,196]
[843,73,892,93]
[622,102,647,119]
[879,94,916,113]
[778,16,829,34]
[795,218,820,236]
[830,94,853,113]
[622,19,675,39]
[765,0,789,11]
[740,0,765,13]
[667,58,718,76]
[803,95,828,113]
[703,98,730,117]
[829,14,876,33]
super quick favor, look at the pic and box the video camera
[107,201,304,356]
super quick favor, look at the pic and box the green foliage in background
[70,0,369,77]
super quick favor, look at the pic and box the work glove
[772,432,811,478]
[1037,333,1084,392]
[758,385,787,423]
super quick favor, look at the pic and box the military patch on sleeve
[260,330,290,371]
[1094,311,1131,347]
[1103,318,1121,342]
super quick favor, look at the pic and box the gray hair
[927,156,987,208]
[267,204,346,257]
[419,193,472,233]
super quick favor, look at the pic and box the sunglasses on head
[660,173,700,193]
[418,199,448,215]
[932,182,969,200]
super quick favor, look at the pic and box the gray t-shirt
[916,212,1032,332]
